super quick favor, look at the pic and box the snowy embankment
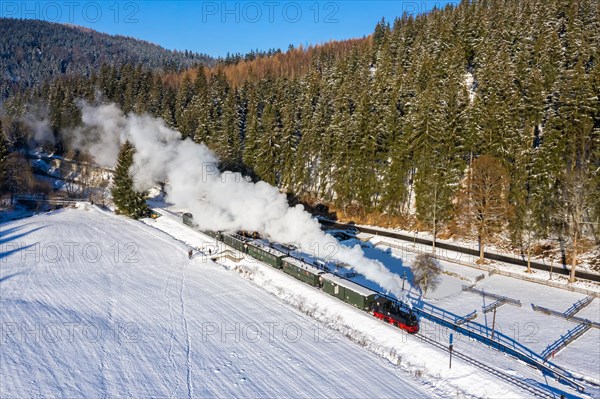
[367,234,600,296]
[1,207,433,398]
[145,208,598,398]
[346,218,599,275]
[358,235,599,387]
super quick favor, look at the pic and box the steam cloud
[69,103,406,297]
[24,113,55,145]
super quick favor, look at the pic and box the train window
[334,285,339,295]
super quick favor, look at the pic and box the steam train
[182,213,419,334]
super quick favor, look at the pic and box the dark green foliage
[0,18,213,99]
[4,0,600,247]
[0,121,8,165]
[111,141,149,219]
[0,121,10,191]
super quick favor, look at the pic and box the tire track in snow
[102,209,192,397]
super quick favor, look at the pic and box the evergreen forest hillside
[1,0,599,268]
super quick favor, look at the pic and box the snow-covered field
[344,219,600,274]
[2,207,598,398]
[363,238,600,385]
[1,207,433,398]
[149,208,599,398]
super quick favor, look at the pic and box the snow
[464,72,477,103]
[0,206,34,223]
[323,274,376,297]
[576,299,600,323]
[2,207,598,398]
[1,207,433,398]
[380,244,600,385]
[558,329,600,382]
[369,234,600,295]
[148,207,598,398]
[351,218,600,275]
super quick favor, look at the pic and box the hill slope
[0,18,213,98]
[0,207,433,398]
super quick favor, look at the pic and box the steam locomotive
[182,212,419,334]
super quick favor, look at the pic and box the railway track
[417,333,558,398]
[154,207,587,397]
[319,219,600,283]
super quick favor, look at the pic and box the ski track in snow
[179,260,193,399]
[0,208,434,398]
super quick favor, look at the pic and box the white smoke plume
[70,102,406,297]
[24,113,55,145]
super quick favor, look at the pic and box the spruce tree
[0,121,8,166]
[0,122,9,191]
[111,141,149,219]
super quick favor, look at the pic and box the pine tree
[111,141,149,219]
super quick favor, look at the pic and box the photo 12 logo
[201,1,340,24]
[0,241,140,264]
[0,1,140,23]
[2,321,140,344]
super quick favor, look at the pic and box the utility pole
[449,333,454,369]
[491,306,497,340]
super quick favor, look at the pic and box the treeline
[2,0,599,271]
[0,18,214,99]
[218,48,283,66]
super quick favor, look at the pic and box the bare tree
[412,253,442,297]
[2,153,34,194]
[558,169,595,283]
[459,155,511,264]
[521,206,540,274]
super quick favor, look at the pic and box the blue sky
[3,1,456,57]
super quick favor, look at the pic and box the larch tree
[460,155,511,263]
[557,169,595,283]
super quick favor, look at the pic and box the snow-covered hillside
[2,207,598,398]
[0,207,433,398]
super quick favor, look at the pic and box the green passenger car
[202,230,223,241]
[247,243,286,268]
[281,257,323,286]
[321,275,377,311]
[223,234,248,253]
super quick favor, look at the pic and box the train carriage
[180,212,419,335]
[223,234,248,253]
[247,243,286,269]
[281,257,324,286]
[182,212,196,228]
[321,274,377,311]
[202,230,223,241]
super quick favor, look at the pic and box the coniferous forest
[1,0,599,267]
[0,18,213,99]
